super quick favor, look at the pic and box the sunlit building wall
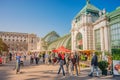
[0,31,38,52]
[71,1,120,52]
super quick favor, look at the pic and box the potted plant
[98,60,108,75]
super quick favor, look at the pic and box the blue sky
[0,0,120,37]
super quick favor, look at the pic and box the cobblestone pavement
[0,58,120,80]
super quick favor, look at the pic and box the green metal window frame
[110,23,120,49]
[95,29,101,50]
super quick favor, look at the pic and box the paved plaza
[0,57,119,80]
[0,1,120,80]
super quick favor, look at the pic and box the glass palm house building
[41,1,120,53]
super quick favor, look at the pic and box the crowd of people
[0,50,112,77]
[28,51,112,77]
[29,51,82,76]
[0,51,27,74]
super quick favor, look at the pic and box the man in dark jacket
[89,53,99,77]
[9,52,12,61]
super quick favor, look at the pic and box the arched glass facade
[95,29,101,50]
[110,23,120,49]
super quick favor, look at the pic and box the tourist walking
[30,53,34,64]
[45,52,49,64]
[15,53,21,74]
[9,52,12,61]
[88,53,99,77]
[71,53,78,76]
[23,52,27,61]
[35,52,39,64]
[65,53,70,73]
[51,52,55,64]
[69,53,74,76]
[57,57,65,76]
[42,53,45,63]
[75,51,80,74]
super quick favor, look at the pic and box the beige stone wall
[0,31,38,52]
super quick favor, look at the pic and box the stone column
[100,27,104,51]
[71,31,74,52]
[88,26,93,50]
[82,27,85,50]
[100,27,105,60]
[107,26,111,52]
[80,27,84,50]
[71,30,77,52]
[84,26,88,50]
[104,26,109,51]
[73,31,77,51]
[93,29,95,50]
[82,34,85,50]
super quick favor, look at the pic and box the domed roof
[47,34,71,50]
[74,1,100,19]
[43,31,60,43]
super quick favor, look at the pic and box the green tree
[0,38,9,54]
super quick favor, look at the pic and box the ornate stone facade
[71,1,120,52]
[71,1,99,51]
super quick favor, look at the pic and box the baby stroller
[20,60,24,66]
[20,57,24,66]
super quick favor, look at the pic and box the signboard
[112,49,120,76]
[113,60,120,75]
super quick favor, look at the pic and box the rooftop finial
[86,0,90,4]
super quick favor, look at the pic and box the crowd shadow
[1,60,120,80]
[53,69,119,80]
[0,68,11,80]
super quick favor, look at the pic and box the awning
[52,46,71,53]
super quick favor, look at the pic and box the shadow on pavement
[0,67,12,80]
[53,69,120,80]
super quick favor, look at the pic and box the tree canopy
[0,38,9,52]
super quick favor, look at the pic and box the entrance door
[76,32,83,50]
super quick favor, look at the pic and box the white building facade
[71,1,110,52]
